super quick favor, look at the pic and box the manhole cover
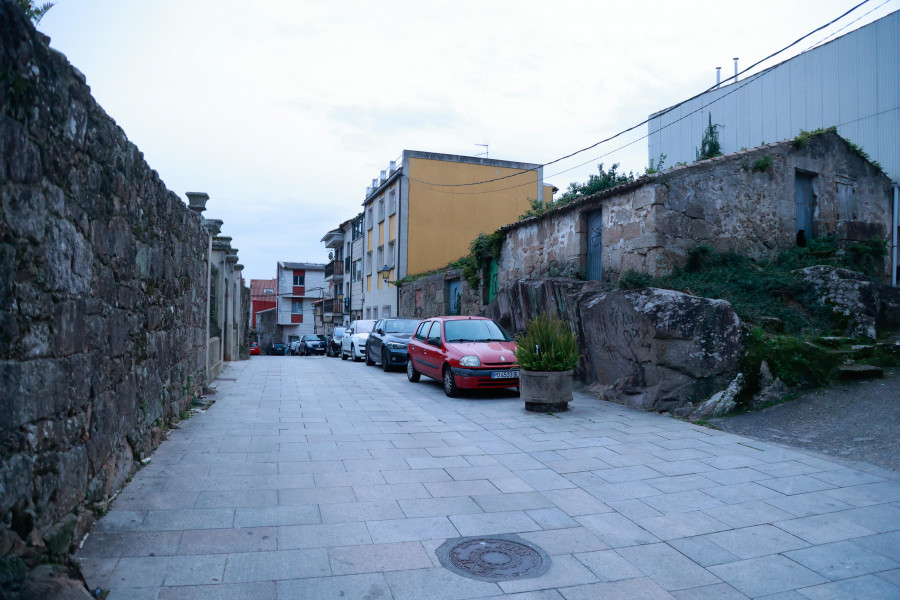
[435,535,551,582]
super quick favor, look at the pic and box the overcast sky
[38,0,898,282]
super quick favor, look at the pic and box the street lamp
[380,265,396,286]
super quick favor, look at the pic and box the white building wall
[648,10,900,183]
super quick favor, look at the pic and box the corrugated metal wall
[648,10,900,182]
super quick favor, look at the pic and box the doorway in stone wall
[586,209,603,281]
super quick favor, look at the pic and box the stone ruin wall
[497,133,893,288]
[398,269,481,319]
[0,5,209,561]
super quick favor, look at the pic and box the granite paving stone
[616,542,721,590]
[705,524,810,559]
[276,573,392,600]
[708,555,826,597]
[76,359,900,599]
[783,540,899,580]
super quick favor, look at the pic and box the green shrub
[752,155,773,172]
[513,313,581,372]
[617,270,654,289]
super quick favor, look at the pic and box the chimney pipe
[733,57,739,82]
[372,178,378,188]
[715,67,721,88]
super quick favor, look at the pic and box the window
[388,190,396,214]
[291,300,303,313]
[367,207,373,229]
[426,322,442,347]
[414,321,429,341]
[377,246,383,272]
[263,288,274,294]
[372,306,379,319]
[382,305,391,318]
[353,259,362,282]
[378,199,385,222]
[353,219,364,240]
[365,307,371,319]
[388,240,395,268]
[366,251,372,274]
[293,273,305,286]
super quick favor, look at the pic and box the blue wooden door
[586,210,603,281]
[795,172,815,241]
[448,280,461,315]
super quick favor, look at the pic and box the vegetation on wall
[695,113,722,161]
[396,231,505,290]
[15,0,53,23]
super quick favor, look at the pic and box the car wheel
[382,349,392,372]
[406,360,420,382]
[341,347,348,360]
[365,348,375,366]
[352,345,361,362]
[443,366,459,398]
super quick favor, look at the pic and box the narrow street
[77,356,900,599]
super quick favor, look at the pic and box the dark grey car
[365,318,419,371]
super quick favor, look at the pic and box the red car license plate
[491,370,519,379]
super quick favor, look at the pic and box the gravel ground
[710,368,900,472]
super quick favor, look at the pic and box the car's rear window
[355,321,375,334]
[385,319,419,334]
[444,320,512,343]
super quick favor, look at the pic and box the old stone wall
[498,132,893,287]
[398,269,481,318]
[0,4,209,564]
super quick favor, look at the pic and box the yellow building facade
[360,151,551,320]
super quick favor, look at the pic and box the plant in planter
[513,313,581,412]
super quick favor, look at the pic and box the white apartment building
[275,261,325,344]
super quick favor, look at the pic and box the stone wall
[0,5,209,565]
[398,269,481,318]
[498,132,894,287]
[256,308,277,353]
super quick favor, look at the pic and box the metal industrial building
[647,10,899,184]
[647,9,899,285]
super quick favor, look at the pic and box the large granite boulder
[580,288,743,413]
[797,266,900,339]
[485,280,744,413]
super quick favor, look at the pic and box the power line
[804,0,894,51]
[404,0,873,190]
[407,99,899,198]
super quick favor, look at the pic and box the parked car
[297,334,328,356]
[267,341,288,355]
[327,326,346,357]
[366,318,420,371]
[406,316,519,397]
[340,319,376,361]
[249,342,260,355]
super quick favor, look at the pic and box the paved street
[77,356,900,599]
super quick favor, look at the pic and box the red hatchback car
[406,316,519,397]
[249,342,260,356]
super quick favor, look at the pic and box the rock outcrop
[797,266,900,339]
[484,279,744,413]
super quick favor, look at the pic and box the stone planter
[520,369,574,412]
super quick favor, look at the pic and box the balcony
[324,259,344,282]
[323,296,346,316]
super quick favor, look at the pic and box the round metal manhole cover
[435,535,551,582]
